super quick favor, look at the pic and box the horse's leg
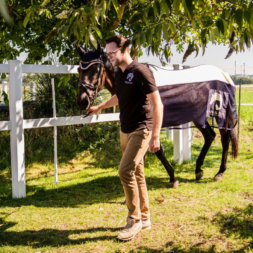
[214,129,230,181]
[194,122,216,180]
[155,145,179,188]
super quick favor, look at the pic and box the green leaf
[154,0,161,16]
[58,75,71,87]
[169,21,176,33]
[244,30,250,48]
[157,24,162,41]
[235,9,243,28]
[148,5,154,18]
[184,0,194,18]
[23,11,32,28]
[200,29,207,44]
[111,0,119,15]
[244,9,251,24]
[216,18,224,34]
[102,1,107,15]
[173,0,181,13]
[239,35,245,51]
[161,0,171,14]
[75,24,82,40]
[89,32,97,48]
[162,24,169,41]
[93,26,102,39]
[135,34,140,46]
[164,46,171,61]
[128,11,141,25]
[200,16,213,27]
[41,0,50,7]
[140,32,146,44]
[146,28,154,44]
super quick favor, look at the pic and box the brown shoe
[117,217,142,241]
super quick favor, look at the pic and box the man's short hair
[105,35,130,51]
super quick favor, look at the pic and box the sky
[140,43,253,76]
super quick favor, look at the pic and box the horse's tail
[230,127,238,159]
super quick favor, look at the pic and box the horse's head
[76,43,115,113]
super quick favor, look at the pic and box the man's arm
[87,94,118,115]
[147,90,163,153]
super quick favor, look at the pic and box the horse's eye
[90,68,99,76]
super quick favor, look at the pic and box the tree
[1,0,253,64]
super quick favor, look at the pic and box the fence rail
[0,60,191,199]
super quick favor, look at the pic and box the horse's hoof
[214,173,223,181]
[169,180,179,188]
[196,171,203,181]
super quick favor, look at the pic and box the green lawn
[0,89,252,253]
[236,84,253,104]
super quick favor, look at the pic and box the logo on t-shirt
[125,73,134,84]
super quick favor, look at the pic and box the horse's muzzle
[77,95,90,110]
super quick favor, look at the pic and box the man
[88,35,163,241]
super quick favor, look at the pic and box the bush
[0,73,120,170]
[232,76,253,85]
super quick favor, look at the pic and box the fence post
[9,60,26,198]
[51,78,58,184]
[173,123,192,163]
[182,123,191,160]
[173,126,183,163]
[166,129,173,141]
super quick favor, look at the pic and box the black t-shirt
[115,60,158,133]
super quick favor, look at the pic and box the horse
[76,44,238,187]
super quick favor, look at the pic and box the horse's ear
[96,41,101,53]
[77,46,86,58]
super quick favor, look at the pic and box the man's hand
[87,95,118,116]
[146,90,163,153]
[149,136,160,153]
[87,105,101,116]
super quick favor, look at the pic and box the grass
[235,84,253,103]
[0,87,252,252]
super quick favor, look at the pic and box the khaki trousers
[119,129,151,221]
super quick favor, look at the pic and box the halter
[78,59,105,117]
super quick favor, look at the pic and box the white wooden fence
[0,60,191,199]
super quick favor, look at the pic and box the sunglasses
[106,47,121,57]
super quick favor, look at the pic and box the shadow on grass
[129,244,217,253]
[0,224,121,247]
[0,175,182,208]
[128,204,253,253]
[0,173,216,208]
[212,203,253,241]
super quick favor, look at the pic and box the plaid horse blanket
[150,65,237,129]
